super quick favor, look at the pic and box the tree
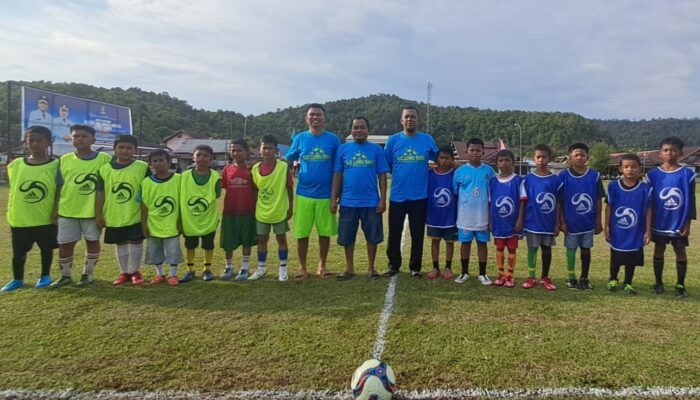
[588,142,610,174]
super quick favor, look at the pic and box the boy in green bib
[51,124,112,288]
[179,145,221,283]
[2,126,60,292]
[96,135,150,286]
[250,135,294,281]
[140,149,183,286]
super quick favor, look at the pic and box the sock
[155,263,164,276]
[432,261,439,270]
[507,253,516,277]
[541,246,552,278]
[478,261,487,276]
[580,249,591,279]
[40,247,53,277]
[677,262,688,286]
[257,251,267,271]
[225,258,233,269]
[84,252,99,275]
[527,247,537,278]
[186,248,195,271]
[116,244,129,273]
[566,249,576,279]
[59,256,73,277]
[623,265,635,285]
[460,258,469,275]
[204,249,213,267]
[169,265,178,277]
[241,255,250,271]
[129,243,143,273]
[445,260,452,270]
[496,250,505,276]
[610,263,621,281]
[653,257,664,285]
[279,249,288,269]
[12,253,26,280]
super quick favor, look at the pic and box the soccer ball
[351,359,396,400]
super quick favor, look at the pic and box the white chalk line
[3,386,699,399]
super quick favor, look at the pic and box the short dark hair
[70,124,96,137]
[496,149,515,162]
[660,136,684,151]
[260,134,278,147]
[193,144,214,155]
[148,149,171,162]
[620,153,641,166]
[350,116,371,130]
[534,144,553,158]
[25,125,52,142]
[467,137,484,150]
[114,134,138,149]
[306,103,325,115]
[231,138,249,151]
[568,142,589,154]
[402,106,419,116]
[438,145,453,156]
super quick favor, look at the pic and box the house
[168,138,231,171]
[161,130,210,151]
[608,146,700,177]
[344,134,391,147]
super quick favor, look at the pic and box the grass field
[0,183,698,399]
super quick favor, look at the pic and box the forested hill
[1,80,696,149]
[593,118,700,149]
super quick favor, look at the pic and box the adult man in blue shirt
[285,104,340,279]
[383,106,438,277]
[331,116,388,280]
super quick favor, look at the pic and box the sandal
[293,270,309,280]
[368,271,380,279]
[337,271,355,281]
[317,270,335,278]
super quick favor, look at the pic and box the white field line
[3,386,700,399]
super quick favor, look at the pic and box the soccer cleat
[652,283,665,295]
[503,276,515,288]
[521,277,537,289]
[112,273,131,286]
[478,275,492,285]
[567,279,579,289]
[35,275,52,289]
[675,284,689,298]
[454,273,470,284]
[442,268,454,280]
[235,269,249,281]
[2,279,24,292]
[426,268,440,280]
[202,270,214,281]
[248,268,266,281]
[167,276,179,286]
[492,274,507,286]
[382,269,399,277]
[624,284,637,295]
[179,271,196,283]
[130,271,144,285]
[50,276,72,289]
[278,268,288,282]
[220,268,234,280]
[411,270,423,279]
[75,274,94,287]
[540,277,557,291]
[150,274,166,285]
[607,279,619,292]
[578,278,593,290]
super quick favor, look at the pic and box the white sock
[241,255,250,271]
[168,265,178,277]
[83,253,99,275]
[257,261,266,272]
[129,243,143,273]
[59,257,73,277]
[116,245,129,273]
[225,258,233,269]
[155,263,164,276]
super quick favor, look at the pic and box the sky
[1,0,699,120]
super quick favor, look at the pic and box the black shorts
[651,232,689,247]
[184,231,216,250]
[610,248,644,267]
[104,223,144,244]
[11,224,58,255]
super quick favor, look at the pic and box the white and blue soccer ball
[351,359,396,400]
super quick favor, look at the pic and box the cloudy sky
[1,0,699,119]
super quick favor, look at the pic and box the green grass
[0,184,698,394]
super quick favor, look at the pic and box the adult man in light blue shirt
[383,106,438,277]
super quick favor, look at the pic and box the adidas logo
[618,218,629,226]
[541,203,550,210]
[665,199,678,207]
[499,206,507,214]
[116,193,127,200]
[25,192,38,199]
[80,184,92,191]
[577,204,588,211]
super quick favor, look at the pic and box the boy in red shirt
[220,139,257,280]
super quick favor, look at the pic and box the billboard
[21,86,132,146]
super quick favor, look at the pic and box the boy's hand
[604,226,610,242]
[679,220,691,237]
[553,224,560,236]
[96,215,105,230]
[330,200,338,214]
[142,226,150,238]
[560,222,568,234]
[643,231,651,245]
[51,211,58,225]
[376,201,386,214]
[514,221,523,232]
[488,222,493,233]
[287,209,293,221]
[595,222,603,235]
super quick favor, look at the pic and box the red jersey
[222,163,256,215]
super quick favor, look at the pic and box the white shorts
[146,236,184,265]
[57,217,101,244]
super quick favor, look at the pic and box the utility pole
[426,82,433,134]
[6,81,12,161]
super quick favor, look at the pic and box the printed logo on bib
[396,147,425,162]
[187,197,210,215]
[154,196,176,217]
[433,187,452,208]
[495,196,515,217]
[571,193,593,214]
[112,182,134,203]
[259,187,275,205]
[615,207,638,229]
[345,151,374,167]
[659,187,683,210]
[302,146,331,162]
[19,180,48,203]
[536,192,556,214]
[74,173,98,195]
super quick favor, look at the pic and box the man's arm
[604,199,611,241]
[140,203,149,238]
[331,172,342,214]
[377,172,387,214]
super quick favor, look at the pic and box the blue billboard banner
[21,86,132,146]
